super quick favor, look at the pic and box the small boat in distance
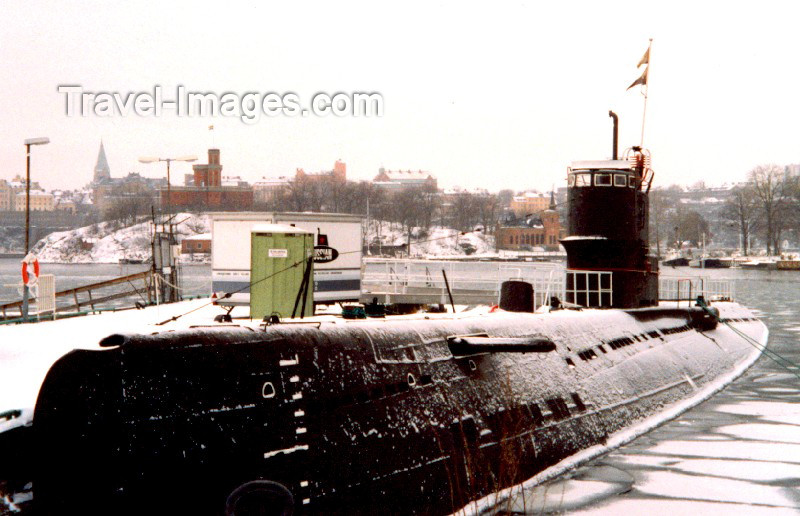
[662,251,689,267]
[689,257,730,269]
[740,258,778,270]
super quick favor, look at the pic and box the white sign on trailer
[210,212,364,306]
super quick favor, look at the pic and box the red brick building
[181,233,212,254]
[160,149,253,210]
[295,160,346,183]
[495,196,564,252]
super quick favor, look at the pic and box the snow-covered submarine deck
[28,299,767,515]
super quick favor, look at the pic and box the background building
[295,160,346,183]
[495,194,564,252]
[253,176,291,207]
[161,149,253,210]
[372,168,437,191]
[14,190,55,211]
[509,191,551,218]
[90,142,164,217]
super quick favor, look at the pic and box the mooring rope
[696,298,800,381]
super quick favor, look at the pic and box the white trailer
[210,212,363,307]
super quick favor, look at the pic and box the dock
[0,270,156,320]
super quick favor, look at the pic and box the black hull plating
[32,304,765,515]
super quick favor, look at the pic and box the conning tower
[560,112,659,308]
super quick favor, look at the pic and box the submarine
[26,117,767,515]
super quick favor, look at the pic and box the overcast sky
[2,1,799,193]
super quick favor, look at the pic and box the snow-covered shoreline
[30,213,211,264]
[30,216,499,264]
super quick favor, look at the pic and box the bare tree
[278,176,317,212]
[478,194,501,235]
[749,164,791,254]
[721,184,759,255]
[669,207,710,247]
[649,188,668,256]
[450,192,482,232]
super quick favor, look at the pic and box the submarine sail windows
[614,174,628,187]
[594,173,612,186]
[574,173,591,187]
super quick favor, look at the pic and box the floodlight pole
[166,159,172,214]
[22,137,49,321]
[25,143,31,253]
[139,156,196,215]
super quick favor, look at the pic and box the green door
[250,230,314,319]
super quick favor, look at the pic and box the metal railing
[0,269,155,319]
[363,260,737,309]
[362,259,564,307]
[659,277,735,304]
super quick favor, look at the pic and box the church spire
[94,140,111,183]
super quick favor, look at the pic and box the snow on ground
[30,213,210,263]
[31,216,498,263]
[366,220,495,258]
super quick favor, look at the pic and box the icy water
[494,267,800,515]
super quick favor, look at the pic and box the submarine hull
[32,302,766,515]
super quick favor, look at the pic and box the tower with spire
[93,141,111,183]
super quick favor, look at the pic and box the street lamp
[22,136,49,321]
[138,155,197,213]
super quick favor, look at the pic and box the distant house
[372,168,437,191]
[509,191,550,218]
[495,194,564,252]
[14,190,55,211]
[295,160,346,183]
[181,233,212,254]
[253,176,291,206]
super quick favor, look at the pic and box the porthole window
[594,173,612,186]
[407,373,416,386]
[614,174,627,187]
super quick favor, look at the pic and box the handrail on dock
[0,269,155,319]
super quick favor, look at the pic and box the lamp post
[22,137,50,321]
[138,155,196,304]
[138,155,197,214]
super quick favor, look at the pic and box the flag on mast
[627,66,648,90]
[627,41,651,90]
[637,47,650,68]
